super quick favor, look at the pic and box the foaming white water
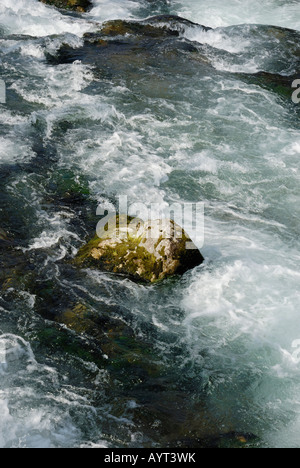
[0,0,145,38]
[0,0,94,36]
[178,222,300,443]
[173,0,300,30]
[0,333,106,448]
[65,124,172,207]
[182,20,300,74]
[184,25,252,54]
[0,334,70,448]
[89,0,140,22]
[0,0,299,449]
[12,59,94,115]
[182,26,260,73]
[0,334,36,374]
[0,136,34,164]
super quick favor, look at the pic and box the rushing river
[0,0,299,448]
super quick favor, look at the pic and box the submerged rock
[74,216,204,283]
[169,432,259,449]
[93,15,211,39]
[39,0,92,12]
[0,228,9,243]
[243,71,299,101]
[47,14,212,77]
[97,20,178,39]
[55,301,163,379]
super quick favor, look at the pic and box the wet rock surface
[74,216,204,283]
[39,0,92,12]
[47,17,299,104]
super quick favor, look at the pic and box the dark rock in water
[243,71,299,101]
[94,15,212,39]
[237,25,300,101]
[47,15,212,78]
[39,0,92,12]
[74,216,204,283]
[47,22,212,99]
[169,431,259,448]
[54,301,163,378]
[0,228,9,243]
[0,248,34,293]
[82,16,210,44]
[94,19,180,39]
[142,14,212,32]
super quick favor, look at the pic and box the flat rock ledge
[74,216,204,283]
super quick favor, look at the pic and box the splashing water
[0,0,299,448]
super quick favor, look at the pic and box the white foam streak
[89,0,140,22]
[0,136,34,164]
[184,27,252,54]
[0,0,94,37]
[0,333,102,448]
[174,0,300,30]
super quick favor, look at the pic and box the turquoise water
[0,0,299,448]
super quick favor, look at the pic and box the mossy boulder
[39,0,92,12]
[74,216,204,283]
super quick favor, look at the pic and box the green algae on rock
[85,15,211,41]
[39,0,92,12]
[97,19,180,39]
[74,216,204,283]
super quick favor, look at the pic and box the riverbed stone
[39,0,92,12]
[74,216,204,283]
[85,15,211,41]
[97,19,180,39]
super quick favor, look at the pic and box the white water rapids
[0,0,299,448]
